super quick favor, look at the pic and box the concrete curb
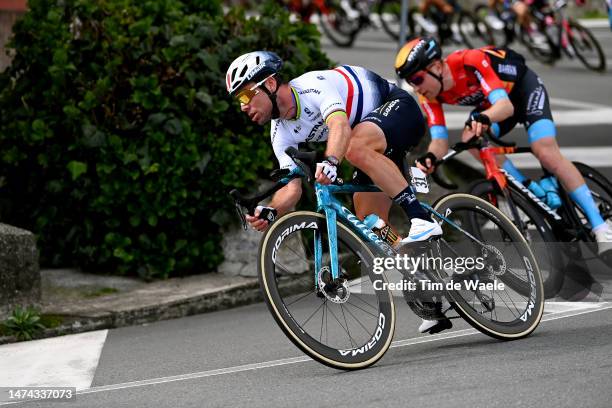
[0,275,261,345]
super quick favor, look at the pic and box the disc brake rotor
[481,244,507,278]
[317,266,350,304]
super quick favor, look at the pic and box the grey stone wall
[218,225,262,277]
[218,181,308,277]
[0,224,40,319]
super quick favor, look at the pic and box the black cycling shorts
[471,68,555,143]
[352,86,427,184]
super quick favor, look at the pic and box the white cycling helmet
[225,51,283,96]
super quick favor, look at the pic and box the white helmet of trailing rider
[225,50,283,96]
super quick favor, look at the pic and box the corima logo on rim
[272,221,318,262]
[519,256,538,322]
[338,313,386,356]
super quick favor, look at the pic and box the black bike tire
[457,10,495,48]
[316,2,358,48]
[433,193,545,340]
[474,4,507,47]
[572,162,612,239]
[468,179,565,298]
[519,22,556,64]
[259,211,396,370]
[376,0,416,41]
[567,19,606,72]
[574,162,612,196]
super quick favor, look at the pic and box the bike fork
[313,207,341,286]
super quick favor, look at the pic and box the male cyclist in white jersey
[226,51,450,334]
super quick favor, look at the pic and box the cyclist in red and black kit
[394,36,612,264]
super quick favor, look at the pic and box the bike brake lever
[229,189,255,230]
[234,202,248,230]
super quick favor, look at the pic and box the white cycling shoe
[484,14,505,31]
[413,14,438,34]
[594,224,612,259]
[400,218,443,244]
[418,297,452,334]
[419,318,453,334]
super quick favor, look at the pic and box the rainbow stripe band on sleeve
[325,110,347,124]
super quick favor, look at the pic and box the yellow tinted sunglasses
[235,74,274,105]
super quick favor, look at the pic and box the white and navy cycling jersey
[271,65,393,170]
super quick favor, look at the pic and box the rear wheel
[568,162,612,257]
[474,5,504,46]
[468,180,565,298]
[259,211,395,370]
[457,10,495,48]
[432,193,544,339]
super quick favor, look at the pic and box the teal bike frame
[277,167,487,286]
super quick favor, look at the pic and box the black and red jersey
[420,47,527,129]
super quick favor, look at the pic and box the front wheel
[259,211,395,370]
[567,19,606,72]
[432,193,544,340]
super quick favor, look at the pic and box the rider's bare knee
[533,146,563,173]
[345,144,369,169]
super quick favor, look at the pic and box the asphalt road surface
[1,21,611,408]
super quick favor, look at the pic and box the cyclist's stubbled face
[411,62,443,99]
[239,82,273,125]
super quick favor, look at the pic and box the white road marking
[0,330,108,392]
[455,146,612,169]
[0,302,606,404]
[442,109,612,129]
[390,80,612,129]
[549,97,611,111]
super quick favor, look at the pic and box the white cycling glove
[316,160,338,182]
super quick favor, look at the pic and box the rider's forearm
[324,115,352,161]
[481,98,514,123]
[428,138,450,159]
[268,178,302,217]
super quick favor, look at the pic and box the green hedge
[0,0,331,278]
